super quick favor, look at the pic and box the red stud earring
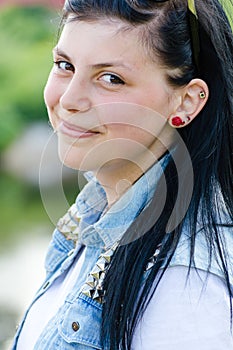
[171,116,185,127]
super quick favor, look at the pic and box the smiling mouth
[58,120,100,139]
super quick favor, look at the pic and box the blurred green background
[0,3,79,348]
[0,4,78,246]
[0,5,56,245]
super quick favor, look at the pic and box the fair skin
[44,18,208,207]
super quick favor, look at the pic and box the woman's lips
[58,120,100,139]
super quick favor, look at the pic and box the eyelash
[99,73,125,86]
[53,60,125,86]
[53,60,74,72]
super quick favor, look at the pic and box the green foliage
[220,1,233,29]
[0,172,51,248]
[0,170,77,248]
[0,6,59,150]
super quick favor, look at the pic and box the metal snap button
[72,321,80,332]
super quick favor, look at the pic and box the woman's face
[44,18,177,177]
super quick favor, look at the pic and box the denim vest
[12,157,233,350]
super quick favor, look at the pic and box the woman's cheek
[44,72,60,109]
[43,80,57,130]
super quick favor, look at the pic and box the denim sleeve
[44,229,75,275]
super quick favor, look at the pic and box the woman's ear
[168,79,209,128]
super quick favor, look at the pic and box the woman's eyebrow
[90,62,133,71]
[53,47,72,62]
[53,46,134,71]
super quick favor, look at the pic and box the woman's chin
[57,144,96,172]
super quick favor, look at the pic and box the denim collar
[75,155,169,248]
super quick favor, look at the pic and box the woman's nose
[60,76,92,112]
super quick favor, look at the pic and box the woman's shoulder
[133,265,233,350]
[169,220,233,285]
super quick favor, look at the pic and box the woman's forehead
[57,19,156,67]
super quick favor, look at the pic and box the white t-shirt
[17,248,86,350]
[17,250,233,350]
[132,266,233,349]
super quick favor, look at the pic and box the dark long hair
[63,1,233,349]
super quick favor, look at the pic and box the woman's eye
[100,74,125,85]
[54,60,74,72]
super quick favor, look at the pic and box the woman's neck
[94,141,168,208]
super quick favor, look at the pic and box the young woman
[13,0,233,349]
